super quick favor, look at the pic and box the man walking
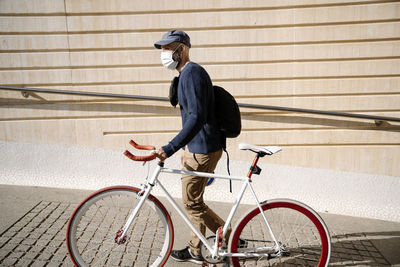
[154,30,227,264]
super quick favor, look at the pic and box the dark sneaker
[222,259,231,267]
[170,246,204,264]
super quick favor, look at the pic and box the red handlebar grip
[129,140,155,151]
[124,150,156,162]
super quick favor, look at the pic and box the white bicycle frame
[117,162,282,259]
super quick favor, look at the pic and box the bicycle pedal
[267,250,290,260]
[216,226,223,247]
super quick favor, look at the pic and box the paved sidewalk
[0,184,399,266]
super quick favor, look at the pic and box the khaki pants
[181,148,230,256]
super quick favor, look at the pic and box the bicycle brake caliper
[137,184,147,197]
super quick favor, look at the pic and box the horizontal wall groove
[0,0,397,16]
[196,38,400,48]
[260,143,400,147]
[242,126,400,132]
[2,56,400,71]
[103,130,178,136]
[0,99,165,105]
[322,109,400,114]
[214,74,400,82]
[0,13,65,17]
[0,81,170,87]
[29,98,172,104]
[2,18,400,36]
[203,56,400,66]
[2,38,400,54]
[0,114,179,122]
[2,75,400,88]
[0,47,151,53]
[236,92,400,99]
[241,109,400,116]
[0,64,158,71]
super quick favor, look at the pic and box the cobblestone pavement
[0,201,73,267]
[328,230,390,266]
[0,200,398,266]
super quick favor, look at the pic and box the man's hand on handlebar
[155,148,168,162]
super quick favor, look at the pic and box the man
[154,30,227,264]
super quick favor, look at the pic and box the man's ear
[179,44,185,54]
[178,45,187,58]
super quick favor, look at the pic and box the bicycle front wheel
[230,199,330,267]
[66,186,174,267]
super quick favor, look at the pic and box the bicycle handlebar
[124,140,157,162]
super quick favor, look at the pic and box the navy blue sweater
[162,62,224,157]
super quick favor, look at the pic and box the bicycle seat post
[247,152,266,178]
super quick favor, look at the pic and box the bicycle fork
[115,163,163,244]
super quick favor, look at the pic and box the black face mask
[169,76,179,107]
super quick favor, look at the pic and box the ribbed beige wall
[1,0,399,176]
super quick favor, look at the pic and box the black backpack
[213,85,241,138]
[169,77,241,138]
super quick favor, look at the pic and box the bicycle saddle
[239,143,282,155]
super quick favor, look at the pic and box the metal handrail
[1,85,400,123]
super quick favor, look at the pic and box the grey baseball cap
[154,30,191,49]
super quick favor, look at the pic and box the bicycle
[66,140,331,266]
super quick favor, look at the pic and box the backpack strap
[223,147,233,193]
[169,76,180,107]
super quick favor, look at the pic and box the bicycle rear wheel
[66,186,174,267]
[230,199,330,267]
